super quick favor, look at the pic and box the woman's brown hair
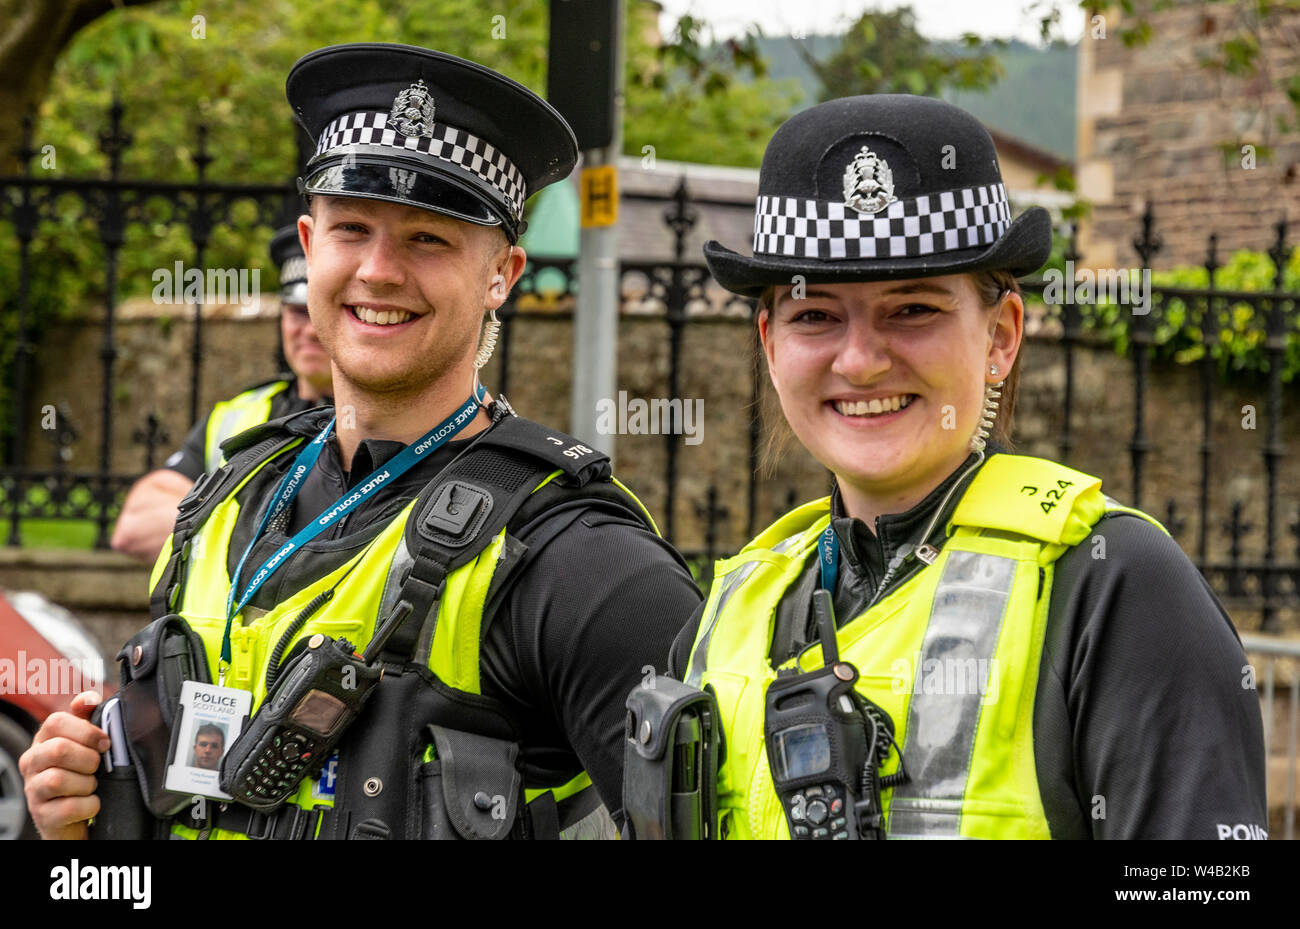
[754,270,1023,474]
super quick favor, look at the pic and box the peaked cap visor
[287,43,578,238]
[300,157,502,227]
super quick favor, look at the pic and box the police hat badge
[842,145,896,215]
[389,80,436,139]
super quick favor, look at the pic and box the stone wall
[1077,1,1300,270]
[19,306,1300,631]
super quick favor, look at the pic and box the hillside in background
[753,35,1076,161]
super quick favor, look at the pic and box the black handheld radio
[220,633,381,811]
[763,590,901,840]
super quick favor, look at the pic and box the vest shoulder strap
[375,414,638,665]
[952,454,1106,546]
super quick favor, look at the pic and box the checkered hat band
[751,184,1012,261]
[314,111,527,221]
[278,256,307,285]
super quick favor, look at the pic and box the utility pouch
[622,677,720,840]
[113,613,211,817]
[86,703,159,840]
[418,724,522,840]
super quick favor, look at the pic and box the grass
[0,518,100,549]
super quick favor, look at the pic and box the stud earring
[989,364,1000,377]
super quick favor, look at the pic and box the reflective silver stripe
[686,531,810,686]
[771,533,803,556]
[887,550,1016,838]
[377,533,414,624]
[686,560,761,687]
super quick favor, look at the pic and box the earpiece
[490,245,515,299]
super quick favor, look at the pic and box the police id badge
[164,681,251,800]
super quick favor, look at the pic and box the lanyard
[219,383,487,674]
[819,524,838,593]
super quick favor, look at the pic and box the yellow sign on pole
[580,165,619,228]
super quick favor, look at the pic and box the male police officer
[111,227,332,563]
[23,43,700,840]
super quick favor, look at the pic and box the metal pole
[568,0,624,459]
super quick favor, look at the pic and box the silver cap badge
[389,79,436,139]
[842,145,897,215]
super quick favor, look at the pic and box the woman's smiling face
[759,274,1022,515]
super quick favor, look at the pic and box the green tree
[0,0,164,174]
[797,6,1005,101]
[624,12,798,168]
[0,0,791,461]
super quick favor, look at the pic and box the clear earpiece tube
[473,308,501,370]
[969,381,1002,454]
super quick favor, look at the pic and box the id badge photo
[163,681,252,800]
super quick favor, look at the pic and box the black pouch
[418,724,522,840]
[86,703,159,841]
[623,677,721,840]
[113,614,211,817]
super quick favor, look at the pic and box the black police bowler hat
[286,43,578,242]
[704,94,1053,298]
[269,225,307,305]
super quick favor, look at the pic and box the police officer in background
[24,43,700,840]
[111,227,332,563]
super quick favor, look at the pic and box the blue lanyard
[819,524,838,593]
[220,383,487,670]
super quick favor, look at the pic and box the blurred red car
[0,590,113,840]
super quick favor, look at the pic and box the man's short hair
[195,723,224,744]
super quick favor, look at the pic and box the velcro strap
[196,802,330,840]
[526,791,561,840]
[555,785,605,832]
[370,551,445,665]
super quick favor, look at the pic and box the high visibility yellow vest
[684,454,1164,840]
[151,419,654,839]
[203,380,292,473]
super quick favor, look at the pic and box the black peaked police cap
[287,43,579,242]
[704,94,1053,298]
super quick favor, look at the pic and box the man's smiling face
[298,196,507,397]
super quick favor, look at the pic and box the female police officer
[651,94,1268,839]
